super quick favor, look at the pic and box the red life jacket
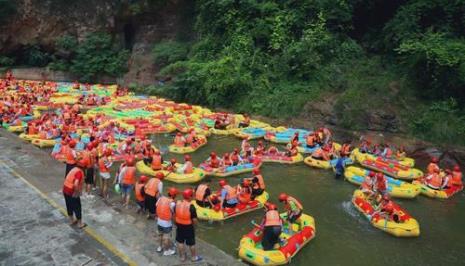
[175,201,192,225]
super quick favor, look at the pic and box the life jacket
[451,170,463,186]
[151,154,162,170]
[238,185,251,204]
[312,148,323,158]
[98,157,110,173]
[65,146,76,164]
[306,135,315,146]
[210,157,220,168]
[253,174,265,190]
[427,173,443,189]
[174,136,185,147]
[264,210,282,227]
[396,151,406,160]
[223,157,232,166]
[135,182,145,201]
[376,177,387,192]
[144,178,160,197]
[361,177,373,191]
[224,185,237,201]
[183,161,193,174]
[122,166,136,185]
[63,167,83,191]
[341,144,350,156]
[195,184,209,202]
[286,196,303,212]
[175,200,192,225]
[231,154,239,163]
[156,196,174,221]
[427,163,439,175]
[384,148,393,158]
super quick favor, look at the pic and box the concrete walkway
[0,129,242,266]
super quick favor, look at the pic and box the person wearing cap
[98,148,113,199]
[427,157,440,175]
[62,158,87,229]
[238,113,250,128]
[175,188,201,262]
[164,158,178,172]
[64,140,78,177]
[119,157,137,208]
[173,132,186,147]
[260,203,282,250]
[450,165,463,186]
[194,182,214,208]
[144,172,164,219]
[278,193,303,231]
[177,155,193,174]
[156,187,178,256]
[237,179,252,204]
[135,175,147,214]
[219,179,238,209]
[361,172,376,198]
[81,143,95,198]
[151,149,163,171]
[374,172,388,196]
[231,148,242,166]
[376,194,402,223]
[311,145,330,161]
[208,152,221,168]
[248,168,265,197]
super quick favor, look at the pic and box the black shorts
[252,188,264,197]
[196,200,211,208]
[289,211,302,223]
[85,167,94,185]
[176,223,195,246]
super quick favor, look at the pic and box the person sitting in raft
[222,153,233,167]
[340,141,351,157]
[207,152,221,168]
[321,127,332,144]
[359,139,371,153]
[186,129,199,145]
[266,145,280,156]
[118,138,133,155]
[248,168,265,197]
[361,172,376,198]
[306,132,317,148]
[441,169,453,189]
[237,179,252,204]
[372,144,382,156]
[231,149,242,166]
[195,182,214,208]
[375,194,402,222]
[396,146,407,160]
[255,141,265,156]
[374,172,388,196]
[424,169,443,190]
[427,157,440,175]
[260,203,283,251]
[177,155,194,174]
[278,193,303,232]
[285,143,298,157]
[290,132,300,147]
[238,113,250,128]
[173,132,186,147]
[311,146,331,161]
[214,116,227,130]
[164,158,177,172]
[381,143,393,159]
[241,137,253,156]
[450,165,463,186]
[151,150,163,170]
[219,179,238,209]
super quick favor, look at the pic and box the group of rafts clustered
[1,78,463,266]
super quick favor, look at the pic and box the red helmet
[125,157,135,166]
[454,165,460,171]
[382,194,390,201]
[182,188,193,200]
[369,172,376,178]
[184,154,191,161]
[242,179,251,186]
[168,187,178,198]
[140,135,146,140]
[210,152,217,158]
[176,132,182,136]
[126,138,132,144]
[170,158,177,164]
[253,168,260,175]
[86,143,93,150]
[105,148,113,156]
[139,175,148,183]
[234,148,239,153]
[376,172,384,179]
[431,157,439,163]
[268,203,277,210]
[156,172,165,180]
[278,193,288,202]
[323,145,330,152]
[69,140,77,148]
[219,179,227,187]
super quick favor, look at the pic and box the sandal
[191,256,203,262]
[78,223,88,229]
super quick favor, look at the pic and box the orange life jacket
[312,148,323,158]
[151,154,162,170]
[384,148,393,158]
[175,200,192,225]
[286,196,303,211]
[427,163,439,175]
[144,178,160,197]
[63,167,83,191]
[135,182,145,201]
[341,144,350,156]
[210,158,220,168]
[65,146,76,164]
[264,210,282,227]
[156,196,174,221]
[174,136,185,146]
[122,166,136,185]
[224,185,237,201]
[427,173,443,189]
[183,161,193,174]
[79,150,91,168]
[195,184,209,202]
[306,135,315,146]
[98,157,110,173]
[451,171,463,186]
[238,185,251,204]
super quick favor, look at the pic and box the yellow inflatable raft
[168,135,207,154]
[360,159,423,180]
[136,160,206,183]
[238,213,316,266]
[352,190,420,237]
[352,148,415,167]
[19,133,39,142]
[31,138,57,148]
[412,180,463,199]
[193,192,269,221]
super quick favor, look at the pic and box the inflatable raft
[168,135,207,154]
[260,153,303,164]
[234,127,268,140]
[352,190,420,237]
[412,180,463,199]
[199,162,259,177]
[193,192,269,221]
[360,159,423,180]
[238,213,316,266]
[136,160,206,183]
[303,156,353,170]
[31,138,57,148]
[345,166,420,199]
[352,148,415,167]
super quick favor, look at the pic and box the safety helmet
[182,188,193,200]
[278,193,288,202]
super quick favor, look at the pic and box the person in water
[333,155,348,179]
[260,203,283,251]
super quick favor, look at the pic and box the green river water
[148,134,465,265]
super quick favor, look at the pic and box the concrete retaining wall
[2,67,118,84]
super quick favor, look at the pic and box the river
[147,133,465,265]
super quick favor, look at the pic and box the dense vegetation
[147,0,465,145]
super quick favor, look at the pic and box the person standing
[175,188,202,262]
[156,187,178,256]
[261,203,283,250]
[63,160,87,229]
[144,172,164,219]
